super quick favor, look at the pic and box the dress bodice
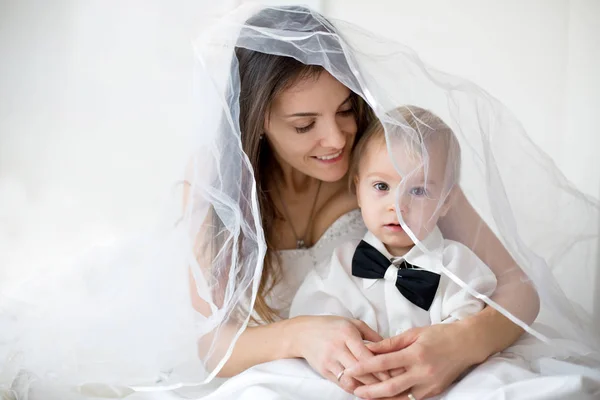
[267,209,367,318]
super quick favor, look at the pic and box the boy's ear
[354,175,362,208]
[438,186,456,217]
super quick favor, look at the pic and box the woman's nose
[320,119,346,149]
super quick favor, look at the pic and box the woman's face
[265,71,357,182]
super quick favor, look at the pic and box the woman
[184,4,598,400]
[2,3,598,400]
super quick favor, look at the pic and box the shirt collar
[360,226,444,289]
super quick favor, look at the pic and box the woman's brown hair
[236,50,372,322]
[227,7,373,322]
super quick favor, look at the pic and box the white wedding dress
[178,211,599,400]
[266,209,368,319]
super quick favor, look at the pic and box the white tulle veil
[1,2,599,397]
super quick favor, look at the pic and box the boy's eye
[373,182,389,191]
[410,187,427,196]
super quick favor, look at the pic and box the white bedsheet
[6,335,599,400]
[189,331,600,400]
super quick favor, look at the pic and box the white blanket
[4,331,598,399]
[197,347,600,400]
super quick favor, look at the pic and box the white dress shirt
[289,226,497,337]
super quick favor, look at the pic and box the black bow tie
[352,240,440,311]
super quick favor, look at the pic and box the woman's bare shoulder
[311,181,359,243]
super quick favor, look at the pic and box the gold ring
[407,393,417,400]
[335,370,345,381]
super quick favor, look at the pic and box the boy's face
[355,137,452,255]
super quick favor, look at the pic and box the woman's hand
[344,322,486,399]
[286,315,391,394]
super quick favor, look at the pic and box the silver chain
[275,180,322,249]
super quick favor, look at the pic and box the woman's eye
[337,108,354,116]
[373,182,389,191]
[410,187,427,196]
[295,121,315,133]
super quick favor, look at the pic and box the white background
[1,0,598,319]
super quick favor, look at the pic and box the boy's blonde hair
[349,105,461,194]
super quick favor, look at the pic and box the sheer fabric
[0,3,598,397]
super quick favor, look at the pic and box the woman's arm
[213,319,294,377]
[438,187,540,325]
[183,179,386,388]
[344,189,540,399]
[215,314,386,396]
[347,318,523,400]
[191,262,384,382]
